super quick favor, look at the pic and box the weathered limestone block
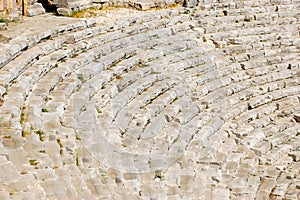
[26,3,45,17]
[8,148,27,171]
[131,2,155,11]
[0,161,20,182]
[57,8,72,16]
[53,0,68,8]
[183,0,198,7]
[12,191,37,199]
[212,189,230,199]
[2,136,24,149]
[41,112,62,133]
[0,22,7,31]
[293,113,300,122]
[0,191,9,200]
[36,168,56,181]
[44,141,62,166]
[92,0,108,3]
[288,151,300,162]
[39,179,67,195]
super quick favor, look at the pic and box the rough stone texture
[0,1,300,199]
[26,3,45,17]
[57,7,72,16]
[54,0,183,12]
[0,23,7,31]
[1,0,44,18]
[183,0,198,8]
[293,113,300,122]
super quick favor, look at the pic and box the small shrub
[244,17,251,22]
[95,106,102,113]
[20,109,26,125]
[41,108,48,112]
[172,135,179,144]
[75,133,81,140]
[29,159,38,166]
[0,17,7,23]
[77,74,86,83]
[20,170,28,174]
[76,154,79,166]
[57,139,63,148]
[71,53,79,58]
[116,75,122,80]
[183,10,190,14]
[35,130,45,141]
[22,130,31,137]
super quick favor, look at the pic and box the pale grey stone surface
[57,8,72,16]
[0,23,7,31]
[183,0,198,7]
[26,3,46,17]
[0,1,300,199]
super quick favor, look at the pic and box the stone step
[23,21,197,128]
[216,82,300,123]
[0,2,300,199]
[197,68,298,112]
[0,10,186,102]
[0,18,95,69]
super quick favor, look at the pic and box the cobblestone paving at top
[0,1,300,199]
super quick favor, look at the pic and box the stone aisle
[0,1,300,199]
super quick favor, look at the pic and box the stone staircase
[0,1,300,199]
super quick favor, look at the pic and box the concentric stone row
[0,1,299,199]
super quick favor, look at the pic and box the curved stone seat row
[0,1,300,200]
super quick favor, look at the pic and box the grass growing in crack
[205,103,209,109]
[35,130,45,141]
[22,130,31,137]
[154,170,163,180]
[138,62,149,68]
[115,75,122,80]
[172,135,179,144]
[77,74,86,83]
[244,17,251,22]
[95,106,102,114]
[57,139,63,148]
[0,17,7,23]
[183,10,190,14]
[29,159,38,166]
[76,153,79,166]
[75,133,81,140]
[71,53,79,58]
[42,108,49,112]
[57,139,63,155]
[20,107,26,125]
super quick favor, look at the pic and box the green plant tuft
[42,108,49,112]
